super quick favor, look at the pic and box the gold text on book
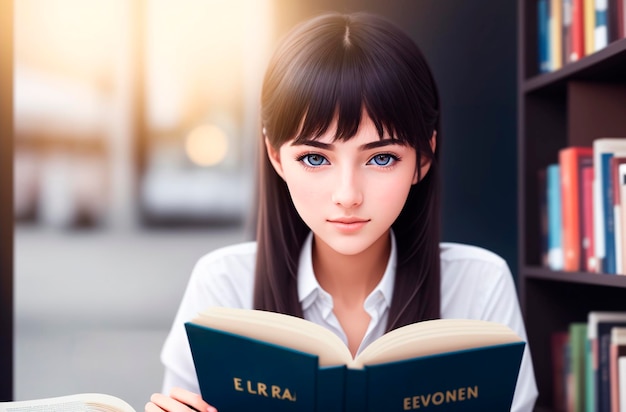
[232,378,297,402]
[402,385,478,410]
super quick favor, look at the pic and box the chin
[324,239,374,257]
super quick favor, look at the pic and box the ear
[412,130,437,184]
[265,137,286,180]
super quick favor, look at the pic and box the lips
[327,217,370,232]
[328,217,369,224]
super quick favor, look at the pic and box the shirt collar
[297,231,397,311]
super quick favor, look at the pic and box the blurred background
[9,0,518,410]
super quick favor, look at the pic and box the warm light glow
[185,124,229,167]
[15,0,125,82]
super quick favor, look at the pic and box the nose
[331,167,363,208]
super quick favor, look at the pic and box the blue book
[547,164,564,270]
[538,0,552,73]
[185,307,526,412]
[601,153,617,273]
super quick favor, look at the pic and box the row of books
[537,0,626,73]
[539,138,626,275]
[551,311,626,412]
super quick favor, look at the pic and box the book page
[193,307,353,366]
[192,308,523,370]
[0,394,135,412]
[352,318,522,368]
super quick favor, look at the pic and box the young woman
[147,12,538,412]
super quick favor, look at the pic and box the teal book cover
[185,322,525,412]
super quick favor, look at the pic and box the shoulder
[439,242,511,292]
[439,242,516,318]
[440,242,508,269]
[194,241,257,270]
[189,241,257,304]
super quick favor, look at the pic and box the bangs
[262,13,437,150]
[291,45,419,147]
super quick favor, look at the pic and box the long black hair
[254,12,441,330]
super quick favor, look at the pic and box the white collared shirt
[160,233,538,412]
[297,232,397,355]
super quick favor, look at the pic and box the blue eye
[300,153,329,167]
[368,154,397,166]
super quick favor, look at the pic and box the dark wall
[276,0,519,276]
[0,0,13,401]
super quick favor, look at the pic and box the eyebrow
[294,140,405,150]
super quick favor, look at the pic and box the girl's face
[266,115,432,257]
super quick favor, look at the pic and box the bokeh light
[185,124,229,167]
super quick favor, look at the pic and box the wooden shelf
[523,38,626,94]
[523,266,626,288]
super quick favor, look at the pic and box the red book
[559,147,593,271]
[551,331,570,412]
[582,165,597,272]
[570,0,586,61]
[610,327,626,412]
[617,0,625,39]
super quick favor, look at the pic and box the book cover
[572,0,586,61]
[617,356,626,412]
[548,164,564,270]
[571,323,589,412]
[552,331,570,412]
[593,139,626,274]
[595,0,609,51]
[585,0,597,54]
[608,0,621,42]
[600,321,626,412]
[560,147,593,271]
[588,312,626,412]
[567,339,575,412]
[618,164,626,275]
[610,328,626,412]
[618,0,626,39]
[582,165,597,272]
[539,0,552,72]
[185,308,526,412]
[611,157,626,274]
[617,0,625,39]
[564,0,574,63]
[551,0,564,69]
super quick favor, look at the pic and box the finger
[168,388,217,412]
[149,393,198,412]
[145,401,165,412]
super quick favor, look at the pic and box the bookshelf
[518,0,626,409]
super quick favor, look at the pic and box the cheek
[282,167,327,207]
[287,181,322,204]
[369,177,412,213]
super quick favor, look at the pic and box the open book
[185,307,526,412]
[0,394,135,412]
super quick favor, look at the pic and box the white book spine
[617,356,626,412]
[594,0,608,51]
[594,175,606,272]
